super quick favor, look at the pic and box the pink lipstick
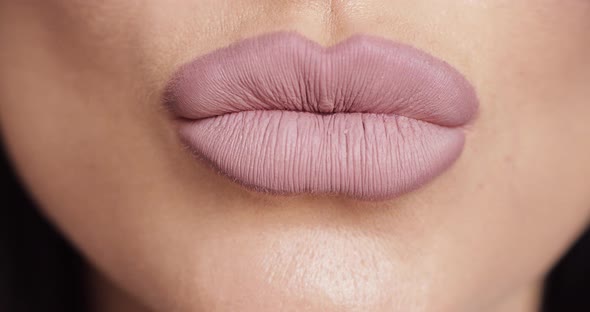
[166,32,478,200]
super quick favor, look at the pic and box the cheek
[449,1,590,305]
[473,0,590,210]
[460,0,590,212]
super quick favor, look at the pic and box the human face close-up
[0,1,589,312]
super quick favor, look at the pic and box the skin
[0,1,589,311]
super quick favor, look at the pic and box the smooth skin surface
[1,1,589,311]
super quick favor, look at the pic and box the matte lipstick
[166,32,478,200]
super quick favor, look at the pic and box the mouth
[166,31,479,200]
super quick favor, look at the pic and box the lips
[166,32,478,200]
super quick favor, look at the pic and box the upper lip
[166,31,478,128]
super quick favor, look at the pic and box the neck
[88,268,151,312]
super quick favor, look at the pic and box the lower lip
[178,110,465,200]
